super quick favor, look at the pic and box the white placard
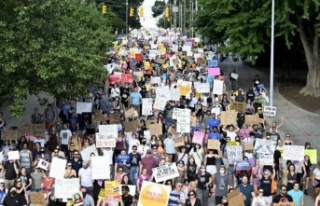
[80,145,98,161]
[37,159,49,171]
[172,108,184,120]
[182,45,191,52]
[91,156,110,180]
[96,133,117,148]
[254,139,277,155]
[55,178,80,199]
[187,51,193,57]
[258,153,274,165]
[8,151,20,160]
[76,102,92,114]
[213,80,224,95]
[142,98,153,116]
[170,88,180,101]
[231,73,239,80]
[226,146,243,164]
[49,158,67,180]
[263,106,277,117]
[156,86,171,99]
[153,96,167,111]
[0,153,4,162]
[151,76,161,85]
[211,107,221,115]
[196,83,210,93]
[283,145,305,161]
[172,44,178,52]
[151,44,157,49]
[176,109,191,133]
[99,125,118,133]
[152,163,179,183]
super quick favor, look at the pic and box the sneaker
[304,189,308,195]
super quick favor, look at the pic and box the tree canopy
[0,0,115,117]
[196,0,320,96]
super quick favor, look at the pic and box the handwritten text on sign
[96,133,117,148]
[152,163,179,182]
[142,98,153,116]
[176,109,191,133]
[55,178,80,199]
[283,145,305,161]
[226,146,243,164]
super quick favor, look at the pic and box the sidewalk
[220,59,319,205]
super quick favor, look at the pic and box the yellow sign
[177,81,192,96]
[305,149,317,164]
[138,181,170,206]
[98,188,106,200]
[227,141,239,146]
[105,181,120,199]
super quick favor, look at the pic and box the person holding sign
[2,186,27,206]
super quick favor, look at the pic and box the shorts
[206,165,217,175]
[215,196,223,204]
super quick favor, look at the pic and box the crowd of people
[0,28,318,206]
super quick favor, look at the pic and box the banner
[142,98,153,116]
[193,131,204,144]
[55,178,80,199]
[138,181,171,206]
[109,75,121,85]
[176,109,191,133]
[283,145,305,161]
[96,133,117,148]
[226,146,243,164]
[152,163,179,183]
[305,149,317,164]
[213,80,224,95]
[92,156,110,179]
[76,102,92,114]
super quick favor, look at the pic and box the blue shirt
[116,154,130,164]
[208,132,221,140]
[238,184,253,206]
[288,189,303,206]
[207,118,220,130]
[130,92,142,106]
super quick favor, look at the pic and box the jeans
[129,166,139,185]
[81,186,94,197]
[197,188,209,206]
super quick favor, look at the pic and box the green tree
[157,16,171,29]
[196,0,320,97]
[152,1,166,17]
[0,0,115,117]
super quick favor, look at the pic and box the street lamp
[269,0,275,106]
[126,0,128,34]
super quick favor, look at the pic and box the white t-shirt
[111,88,120,98]
[78,167,92,187]
[137,145,150,158]
[164,138,175,154]
[60,129,72,145]
[226,131,237,142]
[313,168,320,179]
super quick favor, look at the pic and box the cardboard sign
[283,145,305,161]
[37,159,49,171]
[8,151,20,160]
[125,108,139,118]
[49,158,67,179]
[226,146,243,164]
[213,80,224,95]
[30,124,46,137]
[273,203,296,206]
[55,178,80,199]
[2,130,18,141]
[227,188,245,206]
[30,192,46,205]
[146,120,157,128]
[230,102,246,113]
[149,124,162,135]
[193,131,204,144]
[76,102,93,114]
[96,133,117,148]
[124,119,140,133]
[305,149,317,164]
[138,181,171,206]
[208,140,220,150]
[121,74,133,83]
[173,137,185,147]
[109,113,121,124]
[142,98,153,116]
[245,115,262,125]
[152,163,179,182]
[263,106,277,117]
[208,67,220,76]
[94,113,107,122]
[244,142,254,151]
[220,110,237,125]
[91,156,110,179]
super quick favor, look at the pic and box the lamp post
[126,0,128,34]
[269,0,275,106]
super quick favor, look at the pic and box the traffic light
[139,7,144,17]
[102,5,107,14]
[165,6,169,18]
[129,7,134,17]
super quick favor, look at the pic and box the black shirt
[3,194,27,206]
[196,172,211,190]
[185,198,202,206]
[4,161,17,180]
[121,194,133,206]
[272,194,293,203]
[274,150,281,165]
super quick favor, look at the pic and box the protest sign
[138,181,171,206]
[91,156,110,179]
[109,75,121,85]
[55,178,80,199]
[176,109,191,133]
[208,140,220,150]
[213,80,224,95]
[31,124,46,137]
[230,73,239,80]
[153,96,167,111]
[208,67,220,76]
[99,124,118,134]
[94,113,106,122]
[230,102,246,113]
[30,192,46,205]
[173,136,185,147]
[273,203,296,206]
[170,88,180,101]
[193,131,204,144]
[227,188,245,206]
[149,124,162,135]
[227,141,239,146]
[72,192,84,206]
[76,102,92,114]
[125,107,139,118]
[151,76,161,85]
[120,185,136,196]
[211,107,221,116]
[37,159,49,171]
[226,146,243,164]
[49,157,67,179]
[105,181,120,198]
[208,59,218,67]
[121,73,133,83]
[156,86,171,99]
[96,133,117,148]
[172,108,184,119]
[177,81,192,96]
[152,163,179,183]
[142,98,153,116]
[258,153,274,165]
[245,115,262,125]
[263,106,277,117]
[244,142,254,151]
[305,149,317,164]
[2,130,18,141]
[80,144,98,161]
[169,193,180,205]
[109,113,121,124]
[124,119,140,133]
[254,139,277,154]
[8,151,19,160]
[220,110,237,125]
[283,145,305,161]
[98,188,106,199]
[196,83,210,93]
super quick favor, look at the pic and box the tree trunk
[297,20,320,97]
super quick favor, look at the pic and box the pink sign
[208,68,220,76]
[193,131,205,144]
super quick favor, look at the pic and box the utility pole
[180,0,183,34]
[173,0,177,29]
[126,0,128,34]
[191,0,194,37]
